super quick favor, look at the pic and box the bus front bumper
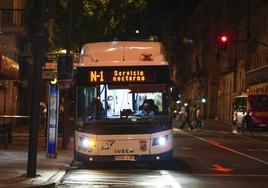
[76,149,173,163]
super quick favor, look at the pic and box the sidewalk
[173,118,268,137]
[0,128,73,188]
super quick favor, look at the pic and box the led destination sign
[77,66,169,86]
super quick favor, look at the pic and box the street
[58,122,268,188]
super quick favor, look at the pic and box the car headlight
[81,137,96,147]
[152,135,168,146]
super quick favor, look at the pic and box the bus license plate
[115,155,135,161]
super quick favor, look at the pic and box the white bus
[75,41,174,163]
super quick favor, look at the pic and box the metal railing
[0,115,30,150]
[0,115,30,119]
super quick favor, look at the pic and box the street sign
[57,55,73,80]
[57,55,73,89]
[47,84,59,158]
[42,53,78,82]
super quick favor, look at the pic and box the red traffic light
[220,35,227,42]
[218,34,230,49]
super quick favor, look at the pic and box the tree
[52,0,148,50]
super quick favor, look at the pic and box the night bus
[75,41,174,164]
[232,93,268,131]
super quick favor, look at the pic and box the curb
[47,160,74,187]
[15,160,74,188]
[203,119,268,137]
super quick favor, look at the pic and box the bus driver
[135,99,158,116]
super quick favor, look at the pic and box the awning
[0,54,19,80]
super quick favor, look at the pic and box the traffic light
[217,34,230,49]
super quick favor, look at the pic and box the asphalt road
[58,123,268,188]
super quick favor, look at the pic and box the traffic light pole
[27,0,46,177]
[61,0,73,149]
[235,39,268,48]
[216,38,268,61]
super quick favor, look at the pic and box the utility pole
[27,0,46,177]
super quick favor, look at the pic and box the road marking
[181,173,268,177]
[211,164,234,172]
[246,148,268,152]
[174,128,268,166]
[180,146,192,150]
[160,170,182,188]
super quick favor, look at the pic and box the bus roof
[79,41,168,67]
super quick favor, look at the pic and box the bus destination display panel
[77,66,170,86]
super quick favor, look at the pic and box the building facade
[0,0,31,126]
[244,1,268,94]
[172,0,268,124]
[172,0,221,119]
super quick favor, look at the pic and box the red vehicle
[233,93,268,130]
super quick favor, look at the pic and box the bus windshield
[249,95,268,109]
[77,84,169,122]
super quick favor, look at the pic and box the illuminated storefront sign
[77,66,170,86]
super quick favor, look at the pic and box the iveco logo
[115,148,134,154]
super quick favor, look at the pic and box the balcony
[245,50,268,86]
[246,65,268,86]
[0,9,24,33]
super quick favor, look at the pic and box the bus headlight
[81,138,96,147]
[152,135,168,146]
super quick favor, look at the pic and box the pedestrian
[180,106,193,130]
[195,106,202,129]
[39,102,47,131]
[242,109,253,135]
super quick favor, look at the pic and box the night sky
[135,0,202,40]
